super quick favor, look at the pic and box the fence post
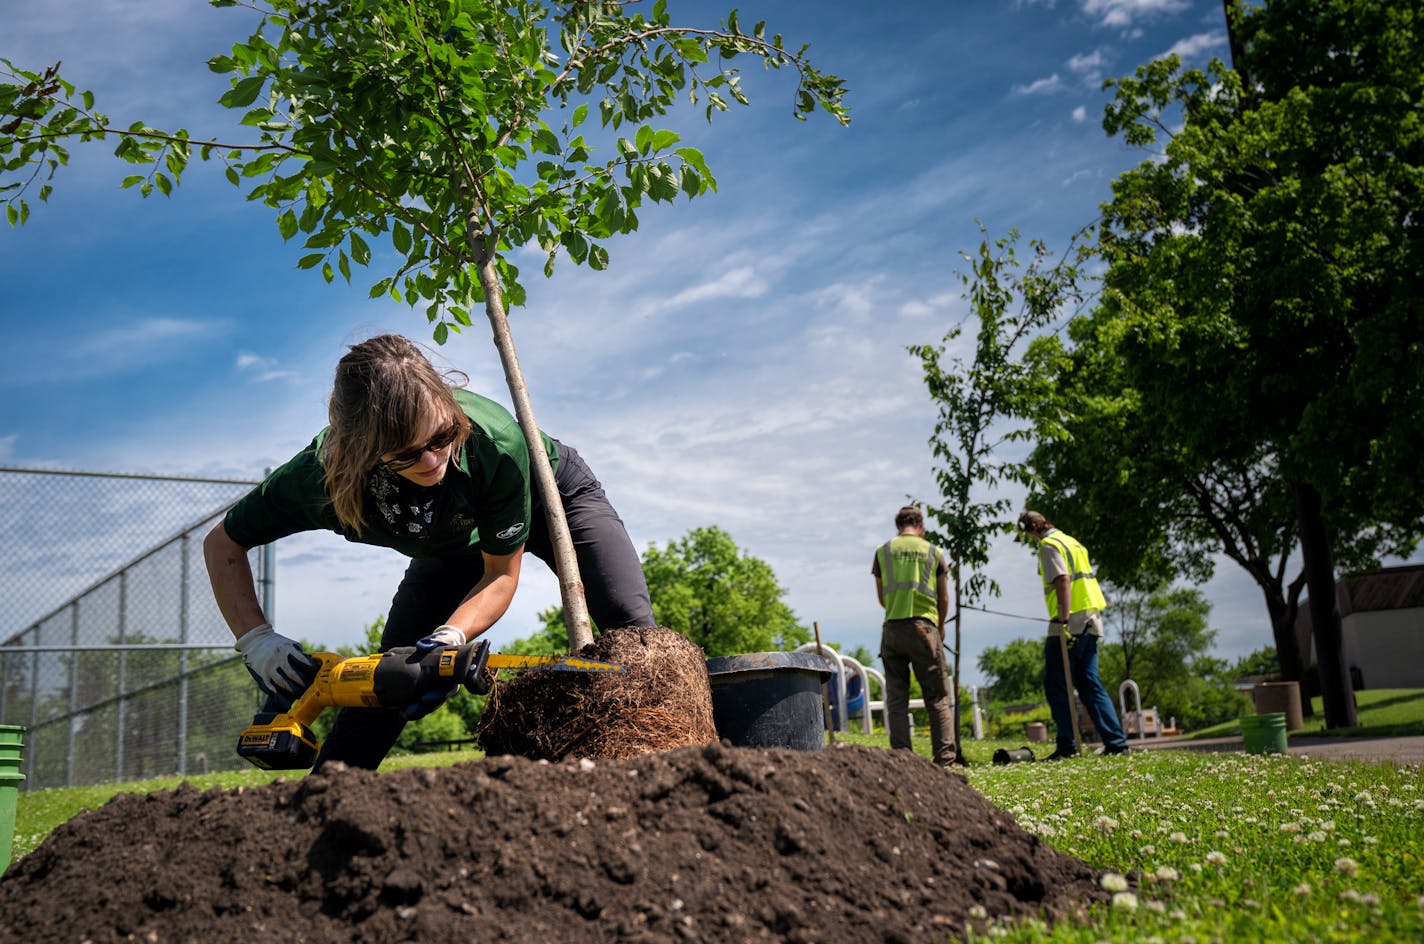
[66,601,80,787]
[177,535,191,777]
[115,571,127,782]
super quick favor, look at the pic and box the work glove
[235,624,319,702]
[401,626,467,720]
[414,625,466,652]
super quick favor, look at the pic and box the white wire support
[1118,679,1146,741]
[793,643,879,735]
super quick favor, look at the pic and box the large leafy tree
[0,0,848,651]
[910,227,1085,762]
[516,525,809,657]
[642,526,809,656]
[1037,0,1423,727]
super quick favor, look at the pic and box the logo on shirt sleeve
[496,522,525,540]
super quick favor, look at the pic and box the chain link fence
[0,467,270,790]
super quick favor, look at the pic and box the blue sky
[7,0,1395,690]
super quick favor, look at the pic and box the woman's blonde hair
[322,334,471,532]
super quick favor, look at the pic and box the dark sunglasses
[381,422,461,472]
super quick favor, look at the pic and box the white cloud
[235,351,297,383]
[1067,50,1107,75]
[667,266,768,307]
[1072,105,1089,122]
[1165,31,1227,61]
[1013,74,1065,96]
[1081,0,1189,29]
[0,435,16,459]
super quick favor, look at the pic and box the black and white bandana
[369,467,440,541]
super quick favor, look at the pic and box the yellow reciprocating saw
[236,640,621,770]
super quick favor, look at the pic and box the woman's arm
[203,520,268,639]
[441,546,525,639]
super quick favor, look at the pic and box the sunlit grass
[1190,688,1424,739]
[966,750,1424,942]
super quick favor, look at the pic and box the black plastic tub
[705,651,833,751]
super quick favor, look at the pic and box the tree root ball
[478,625,717,761]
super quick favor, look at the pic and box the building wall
[1343,608,1424,689]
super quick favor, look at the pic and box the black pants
[315,441,653,770]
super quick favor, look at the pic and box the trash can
[1252,681,1304,732]
[1025,721,1048,743]
[706,652,832,751]
[1240,712,1288,755]
[0,724,26,872]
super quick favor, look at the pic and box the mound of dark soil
[480,626,717,761]
[0,744,1105,943]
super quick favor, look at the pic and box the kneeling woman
[204,334,653,769]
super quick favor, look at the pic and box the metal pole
[177,535,191,776]
[66,601,79,787]
[116,571,127,782]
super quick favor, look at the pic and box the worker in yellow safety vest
[1017,510,1128,759]
[872,505,958,767]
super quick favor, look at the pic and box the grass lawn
[1188,688,1424,739]
[7,691,1422,941]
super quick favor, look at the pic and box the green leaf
[392,222,411,255]
[433,322,449,345]
[277,209,297,240]
[296,252,324,270]
[349,231,370,266]
[120,175,145,189]
[572,103,588,127]
[589,244,609,270]
[218,75,265,109]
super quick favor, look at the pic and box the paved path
[1122,733,1424,765]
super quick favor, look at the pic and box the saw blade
[487,653,624,674]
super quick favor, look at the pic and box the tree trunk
[474,256,593,651]
[1293,481,1356,728]
[1263,591,1314,718]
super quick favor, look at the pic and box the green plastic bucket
[0,724,25,872]
[1240,712,1288,755]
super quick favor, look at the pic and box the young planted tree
[1,0,848,651]
[910,227,1084,764]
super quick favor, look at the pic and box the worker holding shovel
[1017,511,1129,760]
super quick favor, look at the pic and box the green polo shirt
[223,390,559,558]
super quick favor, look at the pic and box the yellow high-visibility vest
[1038,530,1106,618]
[878,535,941,621]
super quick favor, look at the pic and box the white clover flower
[1170,909,1188,922]
[1307,831,1327,843]
[1111,891,1139,912]
[1280,822,1301,833]
[1155,866,1180,882]
[1205,850,1228,866]
[1095,815,1118,831]
[1100,872,1130,893]
[1340,889,1362,903]
[1362,894,1381,907]
[1146,901,1166,914]
[1363,836,1378,845]
[1214,829,1230,839]
[1190,863,1203,874]
[1170,831,1189,843]
[1142,844,1156,855]
[1130,829,1144,840]
[1354,791,1372,804]
[968,905,987,920]
[1293,883,1311,896]
[1335,857,1359,877]
[1338,838,1352,848]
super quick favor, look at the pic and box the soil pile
[0,743,1106,943]
[480,626,717,761]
